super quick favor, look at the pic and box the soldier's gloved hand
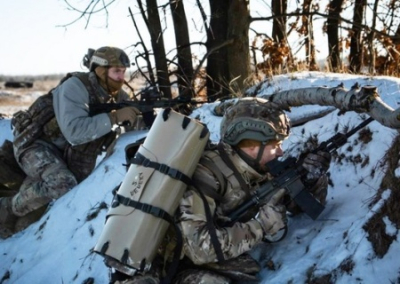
[108,107,141,126]
[256,188,287,241]
[301,151,331,183]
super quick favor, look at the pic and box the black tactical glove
[301,150,331,184]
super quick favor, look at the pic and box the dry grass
[0,74,147,117]
[0,80,59,117]
[362,134,400,258]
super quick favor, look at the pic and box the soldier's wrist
[253,217,267,237]
[108,112,117,125]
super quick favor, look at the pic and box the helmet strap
[235,144,266,173]
[255,144,266,164]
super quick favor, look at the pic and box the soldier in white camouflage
[0,46,141,238]
[113,97,331,284]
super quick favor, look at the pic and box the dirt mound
[363,133,400,257]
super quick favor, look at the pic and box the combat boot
[14,204,48,233]
[0,197,18,239]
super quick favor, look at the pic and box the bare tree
[349,0,366,73]
[326,0,344,72]
[367,0,379,74]
[302,0,317,70]
[61,0,400,98]
[226,0,251,94]
[205,0,251,101]
[169,0,194,98]
[271,0,287,43]
[140,0,171,98]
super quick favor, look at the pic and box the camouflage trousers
[113,254,260,284]
[12,140,77,217]
[114,269,231,284]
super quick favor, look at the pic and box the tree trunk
[146,0,172,98]
[349,0,366,73]
[368,0,379,74]
[272,0,287,43]
[227,0,251,94]
[206,0,230,101]
[263,85,400,129]
[206,0,251,101]
[303,0,317,70]
[327,0,343,72]
[393,24,400,45]
[169,0,194,98]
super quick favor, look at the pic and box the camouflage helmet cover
[90,46,130,71]
[220,97,290,145]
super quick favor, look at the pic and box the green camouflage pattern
[178,189,263,264]
[220,97,290,145]
[213,100,237,117]
[12,141,77,217]
[115,255,259,284]
[173,269,232,284]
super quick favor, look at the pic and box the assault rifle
[89,89,207,127]
[223,117,374,226]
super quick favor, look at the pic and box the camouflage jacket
[13,72,130,182]
[176,143,268,265]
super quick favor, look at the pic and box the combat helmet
[84,46,130,71]
[220,97,290,145]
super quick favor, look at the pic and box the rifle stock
[223,117,374,226]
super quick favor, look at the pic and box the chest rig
[12,72,116,182]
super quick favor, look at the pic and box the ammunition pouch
[42,117,63,141]
[11,110,32,134]
[12,93,55,150]
[64,145,97,183]
[64,131,116,182]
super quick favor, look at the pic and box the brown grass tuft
[363,134,400,258]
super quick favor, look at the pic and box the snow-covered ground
[1,71,400,283]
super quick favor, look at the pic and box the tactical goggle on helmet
[220,97,290,145]
[89,46,130,71]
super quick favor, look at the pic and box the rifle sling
[217,142,250,192]
[193,185,226,264]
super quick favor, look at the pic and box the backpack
[94,108,210,282]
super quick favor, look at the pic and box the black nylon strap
[217,142,250,192]
[114,194,183,284]
[193,187,225,263]
[131,152,192,185]
[114,194,172,222]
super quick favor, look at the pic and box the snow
[1,71,400,283]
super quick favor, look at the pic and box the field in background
[0,79,60,117]
[0,73,147,117]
